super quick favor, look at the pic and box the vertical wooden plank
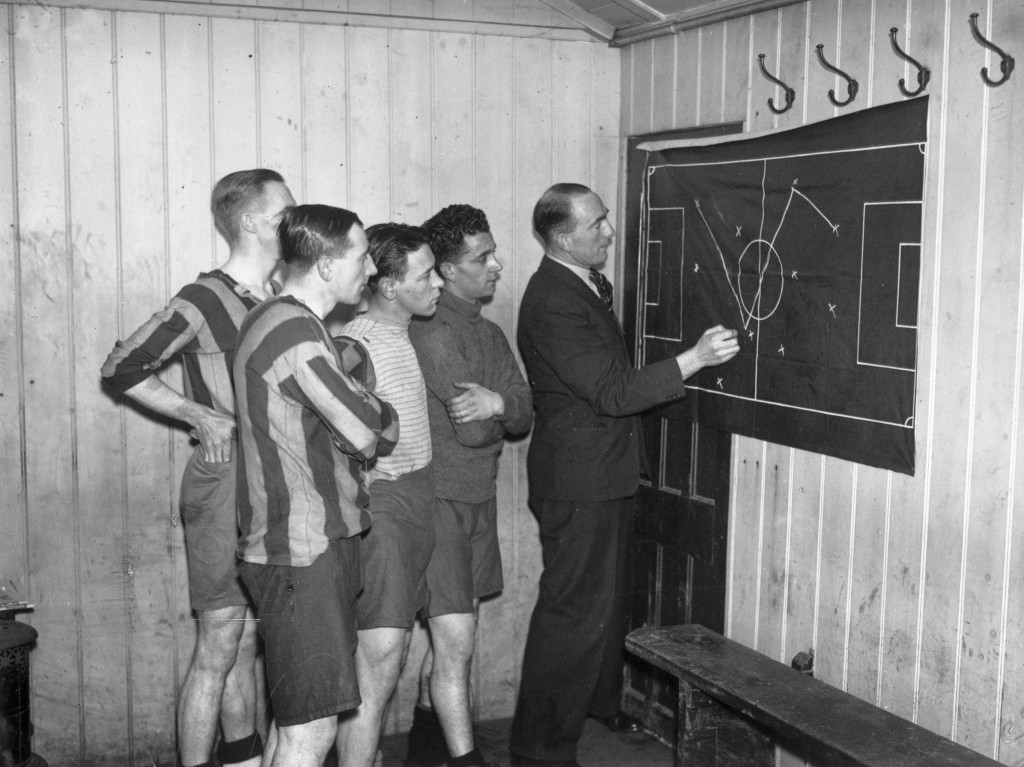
[629,39,654,135]
[721,14,751,126]
[210,17,258,262]
[301,23,348,206]
[0,4,29,633]
[161,8,208,725]
[957,0,1024,755]
[748,6,780,134]
[116,12,179,762]
[14,6,82,761]
[916,0,983,739]
[873,0,910,108]
[697,23,724,127]
[389,28,432,225]
[805,0,840,125]
[431,30,473,211]
[257,21,303,186]
[728,439,764,646]
[999,79,1024,760]
[650,33,675,132]
[672,29,698,130]
[877,0,942,723]
[64,8,131,762]
[814,454,855,690]
[552,40,591,184]
[473,31,517,721]
[347,26,391,224]
[755,449,791,659]
[511,34,552,692]
[163,11,214,725]
[774,1,807,132]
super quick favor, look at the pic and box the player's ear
[379,277,398,301]
[439,261,454,280]
[316,255,333,281]
[240,213,258,234]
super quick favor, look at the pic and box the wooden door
[619,126,739,741]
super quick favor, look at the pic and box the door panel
[621,126,740,742]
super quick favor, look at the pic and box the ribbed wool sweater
[409,290,532,502]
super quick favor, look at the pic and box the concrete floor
[380,718,674,767]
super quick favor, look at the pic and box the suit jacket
[517,256,686,502]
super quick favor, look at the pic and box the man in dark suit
[510,183,739,767]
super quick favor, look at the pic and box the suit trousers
[510,496,635,762]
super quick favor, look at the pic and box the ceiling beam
[7,0,597,41]
[538,0,617,42]
[611,0,805,46]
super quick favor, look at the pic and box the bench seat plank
[626,625,1001,767]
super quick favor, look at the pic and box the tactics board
[637,98,928,475]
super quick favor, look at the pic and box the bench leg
[678,682,774,766]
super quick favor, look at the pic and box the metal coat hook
[815,44,859,107]
[969,12,1014,87]
[889,27,930,97]
[757,54,796,114]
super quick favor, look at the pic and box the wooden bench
[626,624,1001,766]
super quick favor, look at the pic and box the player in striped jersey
[101,169,295,767]
[234,204,398,767]
[334,223,445,767]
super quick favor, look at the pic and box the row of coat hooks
[756,12,1015,114]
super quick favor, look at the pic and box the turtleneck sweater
[409,290,533,502]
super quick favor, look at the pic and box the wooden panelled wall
[0,1,620,763]
[621,0,1024,763]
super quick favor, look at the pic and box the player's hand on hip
[190,408,237,463]
[696,325,740,366]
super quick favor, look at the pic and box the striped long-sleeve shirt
[339,314,432,479]
[101,270,259,414]
[235,296,400,567]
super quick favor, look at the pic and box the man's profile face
[251,181,297,258]
[393,244,445,318]
[330,226,375,306]
[444,231,501,303]
[562,192,615,269]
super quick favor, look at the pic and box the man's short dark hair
[365,223,430,291]
[278,204,363,276]
[422,204,490,268]
[532,183,592,248]
[211,168,285,246]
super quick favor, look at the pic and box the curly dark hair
[422,204,490,268]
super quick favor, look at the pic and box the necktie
[588,268,614,312]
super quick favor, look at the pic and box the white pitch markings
[696,173,841,336]
[696,198,749,330]
[769,185,840,250]
[829,303,837,318]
